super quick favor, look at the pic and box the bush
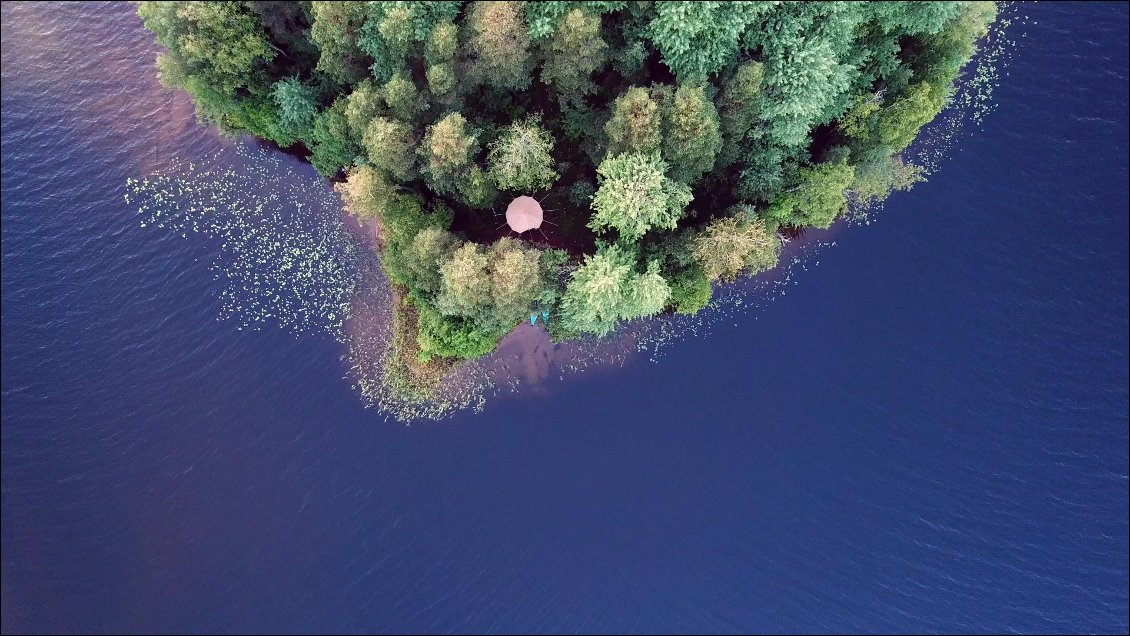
[668,268,713,314]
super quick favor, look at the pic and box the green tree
[437,242,493,318]
[247,1,319,70]
[342,79,385,143]
[424,21,460,101]
[309,1,369,86]
[310,98,361,177]
[426,63,457,97]
[765,160,855,229]
[416,303,507,361]
[569,180,596,208]
[645,1,771,82]
[526,1,625,39]
[559,243,636,336]
[559,243,670,336]
[382,72,424,122]
[869,1,963,35]
[850,156,925,207]
[913,2,997,88]
[662,85,722,185]
[487,119,558,192]
[540,9,608,108]
[876,82,947,152]
[377,5,415,68]
[362,116,417,182]
[589,153,693,240]
[399,226,461,295]
[336,165,398,222]
[667,267,713,314]
[355,6,397,83]
[737,142,787,202]
[138,1,276,135]
[536,248,570,307]
[629,261,672,318]
[755,3,865,149]
[716,61,765,169]
[271,77,318,143]
[139,1,274,96]
[457,164,498,209]
[425,21,458,65]
[488,238,545,327]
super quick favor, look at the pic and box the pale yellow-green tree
[362,117,417,182]
[343,80,385,143]
[425,22,459,99]
[540,9,608,107]
[559,243,670,336]
[488,238,544,327]
[336,165,398,223]
[589,152,692,240]
[691,217,781,282]
[419,113,479,195]
[466,1,532,91]
[437,242,493,318]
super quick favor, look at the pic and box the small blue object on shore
[530,314,537,326]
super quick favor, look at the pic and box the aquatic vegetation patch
[127,143,360,340]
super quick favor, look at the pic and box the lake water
[2,2,1127,633]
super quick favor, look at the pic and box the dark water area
[2,2,1127,633]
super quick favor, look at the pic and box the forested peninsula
[139,1,996,395]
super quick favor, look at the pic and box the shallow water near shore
[3,2,1128,633]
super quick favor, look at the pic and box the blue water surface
[2,3,1127,633]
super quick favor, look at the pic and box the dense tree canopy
[589,153,693,241]
[604,87,663,156]
[142,0,998,362]
[559,244,670,337]
[466,1,532,91]
[765,160,855,229]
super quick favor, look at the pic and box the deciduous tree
[661,85,722,185]
[765,160,855,229]
[362,116,417,182]
[604,87,662,156]
[691,217,781,281]
[487,119,558,192]
[466,1,532,91]
[540,9,608,108]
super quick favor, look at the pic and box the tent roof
[505,196,544,234]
